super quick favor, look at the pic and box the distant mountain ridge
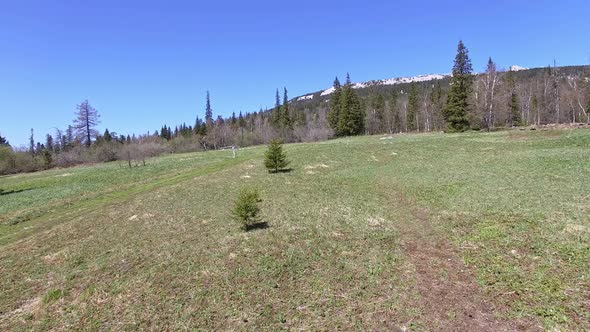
[294,65,535,101]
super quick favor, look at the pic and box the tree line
[2,40,589,175]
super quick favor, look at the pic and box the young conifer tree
[264,139,290,173]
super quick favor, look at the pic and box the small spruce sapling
[232,189,262,231]
[264,139,290,173]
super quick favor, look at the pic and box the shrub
[231,189,261,231]
[264,139,290,173]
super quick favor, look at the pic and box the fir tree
[231,189,262,231]
[45,134,54,152]
[337,73,365,136]
[327,77,342,131]
[205,91,213,126]
[29,128,35,156]
[390,90,401,133]
[238,111,246,128]
[443,40,473,132]
[231,112,237,126]
[42,149,53,169]
[66,126,74,148]
[0,134,9,146]
[506,70,522,126]
[509,92,522,127]
[272,88,281,127]
[281,87,292,129]
[407,83,419,131]
[103,129,112,142]
[264,139,290,173]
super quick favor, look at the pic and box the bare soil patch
[379,187,541,331]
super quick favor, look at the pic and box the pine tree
[337,73,365,136]
[205,91,213,126]
[443,40,473,132]
[103,129,112,142]
[506,70,522,127]
[272,88,281,127]
[431,81,444,125]
[74,100,100,146]
[66,126,74,148]
[231,112,237,126]
[407,83,419,131]
[231,189,262,231]
[238,111,246,128]
[328,77,342,131]
[0,134,9,146]
[264,139,290,173]
[389,90,401,133]
[509,92,522,127]
[45,134,54,152]
[281,87,292,129]
[29,128,35,156]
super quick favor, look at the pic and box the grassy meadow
[0,129,589,330]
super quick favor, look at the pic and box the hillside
[1,129,589,330]
[290,64,590,107]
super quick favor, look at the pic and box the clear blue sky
[1,0,589,146]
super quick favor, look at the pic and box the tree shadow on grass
[246,221,269,232]
[269,168,293,174]
[0,188,34,196]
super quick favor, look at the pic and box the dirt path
[379,187,540,331]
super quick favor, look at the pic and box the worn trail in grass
[1,129,588,330]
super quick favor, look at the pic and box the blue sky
[1,0,589,146]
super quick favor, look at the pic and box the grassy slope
[0,129,588,330]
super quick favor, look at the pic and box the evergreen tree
[327,77,342,131]
[231,189,262,231]
[45,134,54,152]
[509,92,522,126]
[74,100,100,146]
[389,90,401,133]
[66,125,74,148]
[443,40,473,132]
[205,91,213,126]
[407,83,420,131]
[29,128,35,156]
[506,70,522,126]
[431,81,444,119]
[337,73,365,136]
[281,87,292,129]
[42,149,53,169]
[0,134,9,146]
[264,139,290,173]
[272,88,281,127]
[238,111,246,128]
[103,129,112,142]
[231,112,237,126]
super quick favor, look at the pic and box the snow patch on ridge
[509,65,528,71]
[296,94,314,101]
[320,73,450,96]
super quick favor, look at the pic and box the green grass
[0,129,588,330]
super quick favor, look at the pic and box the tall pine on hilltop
[336,73,365,136]
[443,40,473,132]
